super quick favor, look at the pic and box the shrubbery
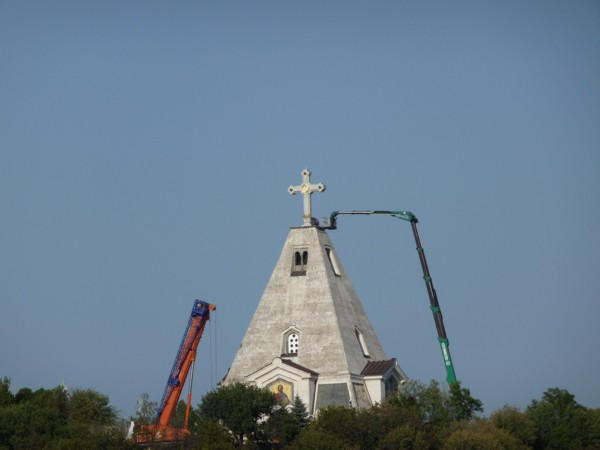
[0,377,133,449]
[1,376,598,449]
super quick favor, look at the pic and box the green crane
[324,210,458,385]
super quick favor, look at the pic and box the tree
[588,408,600,449]
[68,388,117,426]
[133,392,157,425]
[526,387,591,449]
[448,382,484,420]
[14,387,33,404]
[490,405,537,448]
[399,380,453,425]
[184,417,235,450]
[0,386,69,449]
[0,382,132,450]
[378,424,430,450]
[4,402,65,449]
[354,403,420,449]
[289,425,356,450]
[0,377,14,407]
[398,380,483,425]
[313,406,359,446]
[442,420,527,450]
[198,383,278,446]
[257,396,311,447]
[261,406,299,447]
[290,396,310,431]
[385,389,425,428]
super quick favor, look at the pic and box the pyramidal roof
[224,225,388,382]
[222,169,406,411]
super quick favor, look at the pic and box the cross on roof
[288,169,326,226]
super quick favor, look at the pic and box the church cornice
[281,358,319,376]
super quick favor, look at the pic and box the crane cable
[208,309,218,388]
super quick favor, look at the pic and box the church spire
[222,171,406,413]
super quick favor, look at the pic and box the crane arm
[327,210,416,229]
[324,210,457,385]
[156,300,216,428]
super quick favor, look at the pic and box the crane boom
[157,299,216,426]
[136,299,216,444]
[325,210,457,385]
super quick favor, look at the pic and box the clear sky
[2,1,599,419]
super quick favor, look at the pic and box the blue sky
[1,1,599,418]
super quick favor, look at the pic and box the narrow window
[355,328,370,357]
[326,248,341,276]
[287,333,299,354]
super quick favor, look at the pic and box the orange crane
[135,299,216,444]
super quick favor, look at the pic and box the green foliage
[198,383,278,446]
[395,379,484,435]
[2,377,599,450]
[14,387,33,404]
[30,386,70,419]
[378,424,430,450]
[184,417,235,450]
[356,402,429,449]
[0,380,132,450]
[490,405,537,447]
[314,403,427,450]
[399,380,453,425]
[287,425,356,450]
[1,387,70,449]
[588,408,600,449]
[313,406,358,446]
[260,406,299,447]
[68,388,117,426]
[0,378,14,407]
[526,387,594,449]
[448,382,484,420]
[445,419,531,450]
[290,396,310,431]
[384,390,424,427]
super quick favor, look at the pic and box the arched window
[282,328,301,356]
[291,248,308,276]
[287,333,299,354]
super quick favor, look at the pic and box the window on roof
[287,333,299,354]
[291,248,308,276]
[355,327,370,357]
[282,328,300,356]
[326,247,341,276]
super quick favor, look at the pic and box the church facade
[221,170,406,414]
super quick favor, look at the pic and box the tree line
[0,377,132,449]
[1,376,599,449]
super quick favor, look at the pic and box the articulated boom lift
[325,210,457,385]
[136,299,216,444]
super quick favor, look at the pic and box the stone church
[221,169,407,414]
